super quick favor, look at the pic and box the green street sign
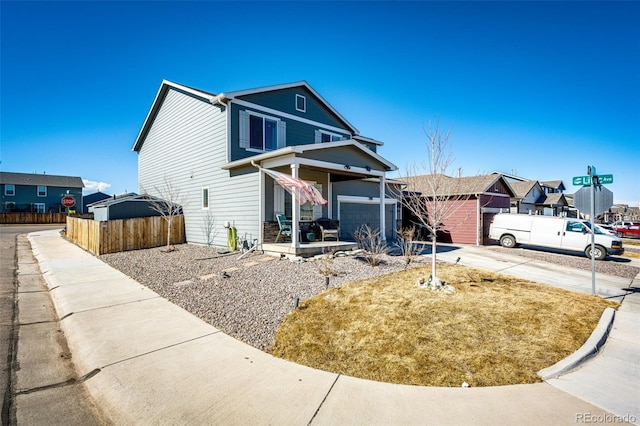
[573,175,592,186]
[572,174,613,186]
[597,174,613,184]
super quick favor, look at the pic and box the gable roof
[540,180,566,192]
[536,192,568,206]
[0,171,84,188]
[133,80,363,152]
[88,193,159,208]
[224,81,359,134]
[508,180,540,199]
[403,173,515,197]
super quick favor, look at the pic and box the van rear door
[560,220,590,251]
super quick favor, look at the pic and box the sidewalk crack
[308,374,340,425]
[15,369,101,396]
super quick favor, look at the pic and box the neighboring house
[492,172,568,216]
[132,80,399,253]
[540,180,566,194]
[82,191,112,213]
[0,171,84,213]
[535,192,568,216]
[87,193,161,221]
[603,205,640,223]
[509,180,544,214]
[402,173,514,245]
[508,180,568,216]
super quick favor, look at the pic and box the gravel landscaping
[100,246,415,350]
[100,242,639,351]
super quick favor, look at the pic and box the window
[33,203,45,213]
[250,115,277,151]
[315,130,344,143]
[566,221,585,233]
[202,187,209,209]
[5,184,15,196]
[295,94,306,112]
[239,110,286,152]
[37,186,47,197]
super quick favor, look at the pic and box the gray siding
[229,103,351,162]
[138,88,260,247]
[238,86,348,128]
[305,146,388,171]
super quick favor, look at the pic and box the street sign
[572,174,613,186]
[572,175,591,186]
[61,196,76,208]
[597,174,613,184]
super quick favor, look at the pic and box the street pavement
[12,229,640,425]
[1,226,108,425]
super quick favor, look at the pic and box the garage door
[339,202,396,241]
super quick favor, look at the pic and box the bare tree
[352,224,388,267]
[143,176,185,250]
[395,121,471,285]
[202,210,217,246]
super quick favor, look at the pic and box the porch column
[258,167,264,247]
[380,175,386,241]
[291,163,300,249]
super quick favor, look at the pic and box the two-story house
[0,171,84,213]
[132,80,399,254]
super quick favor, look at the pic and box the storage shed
[88,193,165,221]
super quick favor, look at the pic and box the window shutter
[277,120,286,149]
[314,130,321,143]
[239,110,250,148]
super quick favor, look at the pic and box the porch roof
[221,140,397,173]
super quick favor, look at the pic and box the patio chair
[315,218,340,241]
[275,214,292,243]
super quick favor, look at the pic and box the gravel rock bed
[100,243,639,352]
[484,245,639,280]
[100,246,416,351]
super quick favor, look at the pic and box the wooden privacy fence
[66,215,185,255]
[1,212,67,224]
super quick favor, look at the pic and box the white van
[488,214,624,260]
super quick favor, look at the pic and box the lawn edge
[537,307,615,380]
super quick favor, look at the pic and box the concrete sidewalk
[24,230,639,425]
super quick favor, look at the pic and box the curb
[537,307,615,380]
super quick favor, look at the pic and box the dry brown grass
[270,264,617,387]
[623,251,640,259]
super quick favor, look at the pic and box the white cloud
[83,179,111,194]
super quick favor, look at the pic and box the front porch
[262,240,359,257]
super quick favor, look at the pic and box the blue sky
[2,1,639,206]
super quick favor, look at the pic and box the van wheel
[500,235,516,248]
[585,245,606,261]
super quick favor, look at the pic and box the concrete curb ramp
[28,230,628,425]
